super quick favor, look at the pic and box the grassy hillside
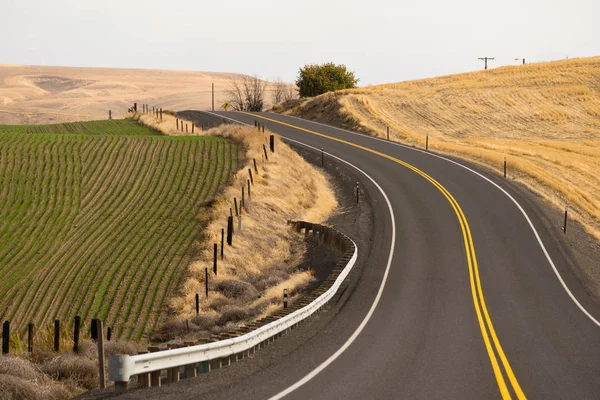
[0,120,239,341]
[281,57,600,240]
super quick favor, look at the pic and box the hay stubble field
[284,57,600,243]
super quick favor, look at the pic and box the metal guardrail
[108,222,357,392]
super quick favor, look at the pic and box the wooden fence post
[263,144,269,161]
[196,293,200,315]
[54,320,60,352]
[97,320,106,389]
[91,318,98,341]
[248,169,254,184]
[107,327,112,341]
[213,243,218,274]
[253,158,258,173]
[269,135,275,152]
[28,323,34,353]
[242,187,245,211]
[227,216,233,246]
[205,268,209,297]
[176,119,179,130]
[221,228,224,259]
[2,321,9,354]
[73,316,81,353]
[248,179,251,199]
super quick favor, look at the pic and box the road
[172,111,600,399]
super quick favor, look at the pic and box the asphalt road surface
[144,111,600,399]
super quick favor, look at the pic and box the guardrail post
[148,346,161,387]
[270,135,275,152]
[109,354,133,393]
[426,135,429,151]
[283,288,288,308]
[137,351,150,388]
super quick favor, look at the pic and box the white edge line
[276,113,600,327]
[209,111,398,399]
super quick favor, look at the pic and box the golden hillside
[284,57,600,239]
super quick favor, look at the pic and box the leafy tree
[296,63,358,97]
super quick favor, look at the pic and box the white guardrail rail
[109,221,357,392]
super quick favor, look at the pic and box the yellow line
[243,112,526,400]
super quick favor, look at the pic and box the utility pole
[212,83,215,112]
[514,58,526,65]
[478,57,495,70]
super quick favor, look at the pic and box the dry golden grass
[171,123,337,331]
[285,57,600,241]
[132,113,337,335]
[0,65,282,125]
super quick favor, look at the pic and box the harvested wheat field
[0,65,264,125]
[281,57,600,240]
[0,119,239,341]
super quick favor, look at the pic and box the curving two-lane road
[152,111,600,400]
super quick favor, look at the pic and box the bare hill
[0,65,251,124]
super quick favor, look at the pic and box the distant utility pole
[212,83,215,112]
[514,58,526,65]
[478,57,495,70]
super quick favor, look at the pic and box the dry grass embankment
[279,57,600,247]
[131,111,337,340]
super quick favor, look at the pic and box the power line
[478,57,495,70]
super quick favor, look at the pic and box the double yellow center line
[243,112,526,400]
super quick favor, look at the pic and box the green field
[0,120,239,341]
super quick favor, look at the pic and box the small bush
[40,355,98,390]
[0,374,39,400]
[216,279,258,300]
[0,356,47,382]
[191,314,218,331]
[216,306,253,326]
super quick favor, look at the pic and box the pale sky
[0,0,597,85]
